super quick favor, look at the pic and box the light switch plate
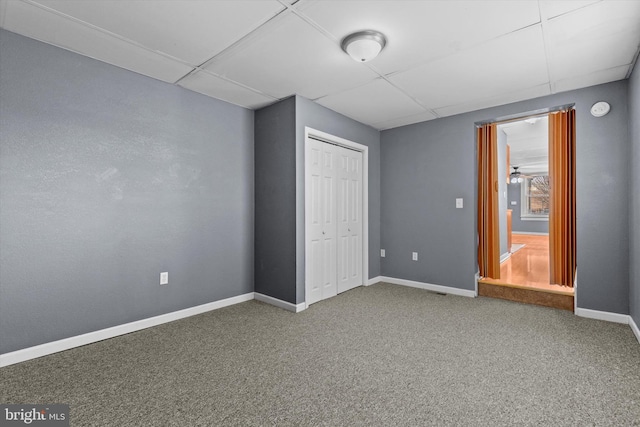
[160,272,168,285]
[412,252,418,261]
[510,201,517,206]
[456,198,463,209]
[381,249,386,257]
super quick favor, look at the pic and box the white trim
[574,269,578,313]
[304,127,369,306]
[500,252,511,263]
[381,276,476,298]
[254,293,306,313]
[520,217,549,222]
[630,316,640,344]
[0,292,254,368]
[475,272,480,297]
[575,308,630,324]
[367,276,382,286]
[511,231,549,236]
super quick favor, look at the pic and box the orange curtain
[477,124,500,279]
[548,110,577,287]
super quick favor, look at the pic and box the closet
[306,136,363,305]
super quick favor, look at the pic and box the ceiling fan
[509,166,530,183]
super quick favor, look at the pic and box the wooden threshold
[478,280,574,312]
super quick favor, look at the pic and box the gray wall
[507,183,549,234]
[254,97,296,303]
[0,30,254,354]
[630,64,640,327]
[253,96,381,305]
[381,80,630,314]
[295,96,381,304]
[498,129,508,256]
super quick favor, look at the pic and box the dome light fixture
[341,30,387,62]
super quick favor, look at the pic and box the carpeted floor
[1,282,639,426]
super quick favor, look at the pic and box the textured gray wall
[498,129,508,256]
[630,65,640,326]
[295,96,381,304]
[381,81,630,313]
[254,97,296,303]
[0,30,254,354]
[381,117,477,290]
[507,183,549,234]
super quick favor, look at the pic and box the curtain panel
[548,109,577,287]
[477,124,500,279]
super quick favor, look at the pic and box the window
[521,175,549,220]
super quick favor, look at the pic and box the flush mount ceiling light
[341,30,387,62]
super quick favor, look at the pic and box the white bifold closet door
[307,137,362,305]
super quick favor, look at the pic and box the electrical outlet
[412,252,418,261]
[510,201,517,206]
[456,198,463,209]
[160,272,168,285]
[381,249,386,257]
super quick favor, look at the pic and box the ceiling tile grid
[1,0,639,130]
[316,78,429,125]
[28,0,286,65]
[0,0,195,83]
[202,12,379,100]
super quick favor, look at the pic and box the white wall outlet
[456,198,463,209]
[160,272,168,285]
[380,249,386,257]
[412,252,418,261]
[510,201,517,206]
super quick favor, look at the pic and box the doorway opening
[476,109,576,311]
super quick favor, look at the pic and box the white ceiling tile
[316,79,426,126]
[1,0,193,83]
[539,0,600,20]
[434,84,551,118]
[178,70,277,110]
[299,0,541,75]
[389,25,548,111]
[374,111,438,131]
[551,65,629,94]
[204,13,378,100]
[545,0,640,81]
[29,0,285,65]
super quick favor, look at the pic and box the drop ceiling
[1,0,639,130]
[500,117,549,174]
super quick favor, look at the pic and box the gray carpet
[1,282,639,426]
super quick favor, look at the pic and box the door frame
[304,127,369,307]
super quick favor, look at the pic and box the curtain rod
[475,103,575,127]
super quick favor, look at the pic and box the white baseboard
[575,307,630,324]
[380,276,476,298]
[630,316,640,344]
[254,293,306,313]
[512,231,549,235]
[0,292,255,368]
[366,276,382,286]
[500,252,511,263]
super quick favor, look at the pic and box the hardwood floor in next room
[479,233,574,311]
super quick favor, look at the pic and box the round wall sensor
[590,101,610,117]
